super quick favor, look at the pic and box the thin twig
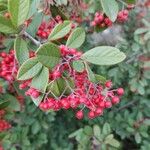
[24,31,41,46]
[115,99,139,112]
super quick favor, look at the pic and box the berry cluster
[18,45,124,119]
[117,10,129,23]
[91,9,129,29]
[0,119,11,132]
[36,15,63,39]
[0,50,17,83]
[0,50,35,83]
[0,110,11,132]
[91,12,112,28]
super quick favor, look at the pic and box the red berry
[88,111,95,119]
[112,96,120,104]
[105,101,112,108]
[117,88,124,95]
[95,108,103,115]
[105,81,112,88]
[76,110,84,119]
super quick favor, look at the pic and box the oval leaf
[26,12,43,37]
[36,43,61,69]
[8,0,30,27]
[50,5,68,20]
[134,28,149,35]
[66,27,85,48]
[100,0,119,22]
[81,46,126,65]
[47,78,66,97]
[2,94,20,111]
[31,67,49,92]
[17,57,43,80]
[0,100,10,109]
[0,15,17,34]
[95,74,107,84]
[14,37,29,65]
[48,21,72,41]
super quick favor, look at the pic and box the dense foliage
[0,0,150,150]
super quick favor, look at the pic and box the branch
[115,99,139,112]
[24,31,41,47]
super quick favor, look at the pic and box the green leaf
[135,133,141,144]
[26,12,43,37]
[17,57,43,80]
[0,15,17,34]
[125,0,136,4]
[0,100,10,109]
[105,138,120,148]
[48,21,72,41]
[72,60,85,73]
[27,0,41,18]
[66,27,85,48]
[31,121,41,134]
[134,28,149,35]
[14,37,29,65]
[50,5,68,20]
[93,125,101,138]
[81,46,126,65]
[100,0,119,22]
[31,67,49,92]
[95,74,107,84]
[102,123,111,135]
[36,43,61,69]
[105,134,114,141]
[85,63,96,82]
[8,0,30,27]
[83,126,93,136]
[2,94,20,111]
[47,78,66,97]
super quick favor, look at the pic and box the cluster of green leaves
[69,123,120,150]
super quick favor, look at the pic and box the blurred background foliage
[0,0,150,150]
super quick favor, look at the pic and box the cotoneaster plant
[0,0,139,149]
[0,21,126,120]
[0,0,128,120]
